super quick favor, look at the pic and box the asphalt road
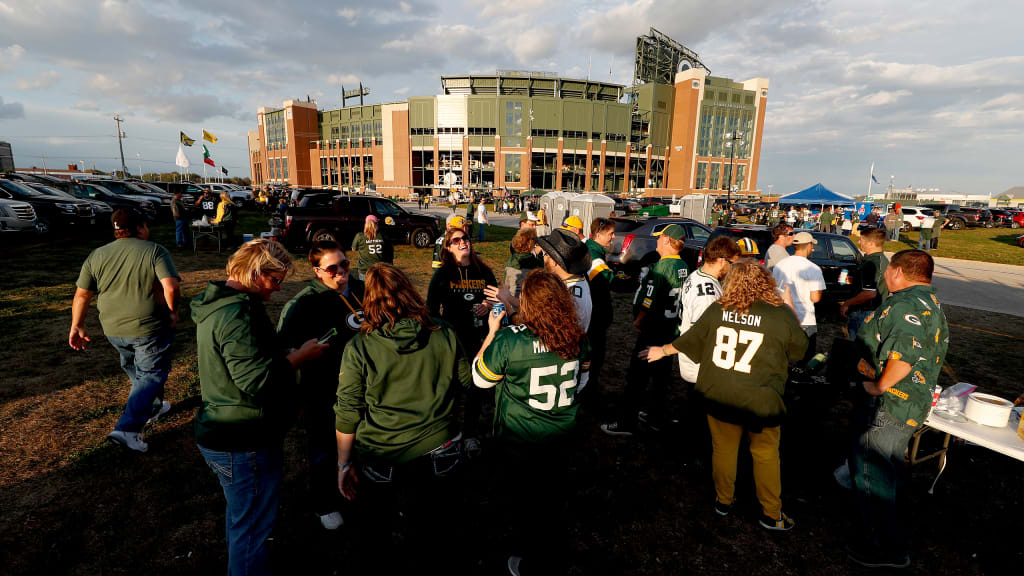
[410,203,1024,317]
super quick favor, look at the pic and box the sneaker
[507,556,522,576]
[713,498,733,517]
[846,545,910,569]
[600,421,634,437]
[106,430,148,453]
[318,511,344,530]
[148,401,172,423]
[463,437,482,459]
[637,411,662,433]
[759,512,795,531]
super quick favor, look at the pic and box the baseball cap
[111,208,144,231]
[736,237,760,255]
[561,215,584,231]
[365,215,378,223]
[449,215,467,229]
[653,224,685,241]
[535,229,592,276]
[792,231,817,245]
[520,211,539,222]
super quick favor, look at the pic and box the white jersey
[565,276,592,332]
[677,268,723,383]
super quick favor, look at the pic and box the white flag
[175,144,191,169]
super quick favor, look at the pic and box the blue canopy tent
[778,183,855,206]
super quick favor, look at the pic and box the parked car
[55,181,159,221]
[920,204,982,229]
[900,207,936,231]
[282,195,442,250]
[0,178,94,235]
[85,179,170,218]
[0,198,38,237]
[25,183,113,229]
[606,217,712,280]
[1017,233,1024,248]
[133,181,197,205]
[732,202,760,216]
[198,182,252,205]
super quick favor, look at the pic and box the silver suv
[0,198,38,235]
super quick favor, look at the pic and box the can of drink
[491,302,505,318]
[931,384,942,407]
[838,269,850,285]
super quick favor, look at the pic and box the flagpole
[867,162,874,197]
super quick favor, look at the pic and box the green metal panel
[409,97,434,129]
[531,98,560,130]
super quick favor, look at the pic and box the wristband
[337,461,351,472]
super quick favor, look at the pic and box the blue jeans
[198,445,283,576]
[106,328,174,432]
[848,403,915,557]
[175,219,188,246]
[477,222,486,241]
[918,231,932,251]
[847,309,872,340]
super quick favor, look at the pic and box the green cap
[654,223,685,241]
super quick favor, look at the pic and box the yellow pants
[707,415,782,520]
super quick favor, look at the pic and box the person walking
[845,250,948,569]
[475,198,489,242]
[335,263,471,574]
[69,208,180,452]
[170,192,189,249]
[642,259,808,531]
[473,270,591,576]
[192,240,327,575]
[351,215,393,281]
[277,240,364,531]
[772,232,826,365]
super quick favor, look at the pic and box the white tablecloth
[924,412,1024,462]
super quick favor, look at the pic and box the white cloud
[337,7,357,23]
[327,73,360,85]
[14,70,58,90]
[844,56,1024,88]
[85,73,121,93]
[393,86,409,94]
[0,44,25,71]
[861,89,911,107]
[72,101,100,111]
[399,1,412,13]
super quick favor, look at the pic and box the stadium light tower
[724,130,744,209]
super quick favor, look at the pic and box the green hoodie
[335,317,471,464]
[191,281,298,451]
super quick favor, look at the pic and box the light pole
[136,153,143,180]
[723,130,745,209]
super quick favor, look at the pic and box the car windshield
[31,185,75,199]
[0,180,45,197]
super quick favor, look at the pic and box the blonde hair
[717,259,783,315]
[220,191,232,204]
[364,218,378,240]
[226,239,294,290]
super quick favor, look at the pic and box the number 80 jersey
[473,324,591,445]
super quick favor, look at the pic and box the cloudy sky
[1,0,1021,196]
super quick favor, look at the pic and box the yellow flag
[203,130,218,144]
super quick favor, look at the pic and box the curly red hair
[517,270,585,360]
[361,263,438,333]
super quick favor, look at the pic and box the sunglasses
[449,236,470,246]
[316,261,350,276]
[263,272,285,286]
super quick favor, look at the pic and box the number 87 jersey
[473,324,591,445]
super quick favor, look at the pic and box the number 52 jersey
[473,324,591,445]
[672,301,808,429]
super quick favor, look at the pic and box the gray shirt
[766,243,790,270]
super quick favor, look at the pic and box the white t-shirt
[565,276,592,332]
[677,268,723,383]
[476,203,488,224]
[772,255,825,327]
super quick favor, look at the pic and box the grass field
[883,227,1024,266]
[1,209,1022,575]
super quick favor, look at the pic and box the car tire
[411,228,433,249]
[948,218,965,230]
[309,228,337,243]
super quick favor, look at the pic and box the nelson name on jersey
[722,310,762,327]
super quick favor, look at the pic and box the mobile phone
[318,327,338,344]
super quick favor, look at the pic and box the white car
[0,198,38,235]
[901,207,936,231]
[198,183,251,204]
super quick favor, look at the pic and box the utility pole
[41,154,47,175]
[136,153,143,180]
[114,113,128,177]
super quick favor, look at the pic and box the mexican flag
[203,144,215,167]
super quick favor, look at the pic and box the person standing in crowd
[561,215,585,240]
[534,228,593,331]
[772,232,825,365]
[931,213,949,250]
[351,215,393,281]
[883,208,900,242]
[601,224,689,436]
[536,204,548,235]
[212,191,238,248]
[504,227,543,299]
[69,208,180,452]
[277,241,364,531]
[519,210,539,231]
[839,227,889,339]
[865,207,881,228]
[768,204,781,227]
[475,197,489,242]
[585,217,617,409]
[195,188,218,220]
[473,270,591,576]
[841,210,853,236]
[850,210,861,237]
[335,263,471,575]
[819,206,835,234]
[192,239,327,575]
[846,250,948,569]
[766,223,794,271]
[643,259,807,531]
[432,215,469,270]
[170,192,189,249]
[427,228,497,456]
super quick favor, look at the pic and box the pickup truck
[282,195,442,250]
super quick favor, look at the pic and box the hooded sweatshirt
[191,281,298,451]
[335,317,472,464]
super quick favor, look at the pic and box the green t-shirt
[673,301,808,429]
[820,211,835,225]
[857,252,889,311]
[633,255,689,340]
[76,238,179,338]
[351,233,393,273]
[854,285,949,427]
[473,324,591,447]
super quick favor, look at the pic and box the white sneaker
[148,401,172,423]
[507,556,522,576]
[106,430,148,453]
[318,511,343,530]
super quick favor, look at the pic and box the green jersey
[673,301,808,429]
[854,284,949,427]
[432,236,445,269]
[633,255,689,340]
[473,324,591,447]
[351,233,393,274]
[76,237,179,338]
[856,252,889,311]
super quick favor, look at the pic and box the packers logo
[912,337,922,349]
[385,216,395,226]
[903,314,921,326]
[886,387,909,401]
[463,293,476,301]
[912,371,926,384]
[346,311,365,331]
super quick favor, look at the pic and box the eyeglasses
[316,261,350,276]
[449,236,470,246]
[263,272,285,286]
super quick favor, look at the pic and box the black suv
[0,178,94,235]
[282,195,442,249]
[49,180,159,221]
[920,204,984,230]
[682,225,863,303]
[606,217,712,279]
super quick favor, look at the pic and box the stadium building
[248,28,769,197]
